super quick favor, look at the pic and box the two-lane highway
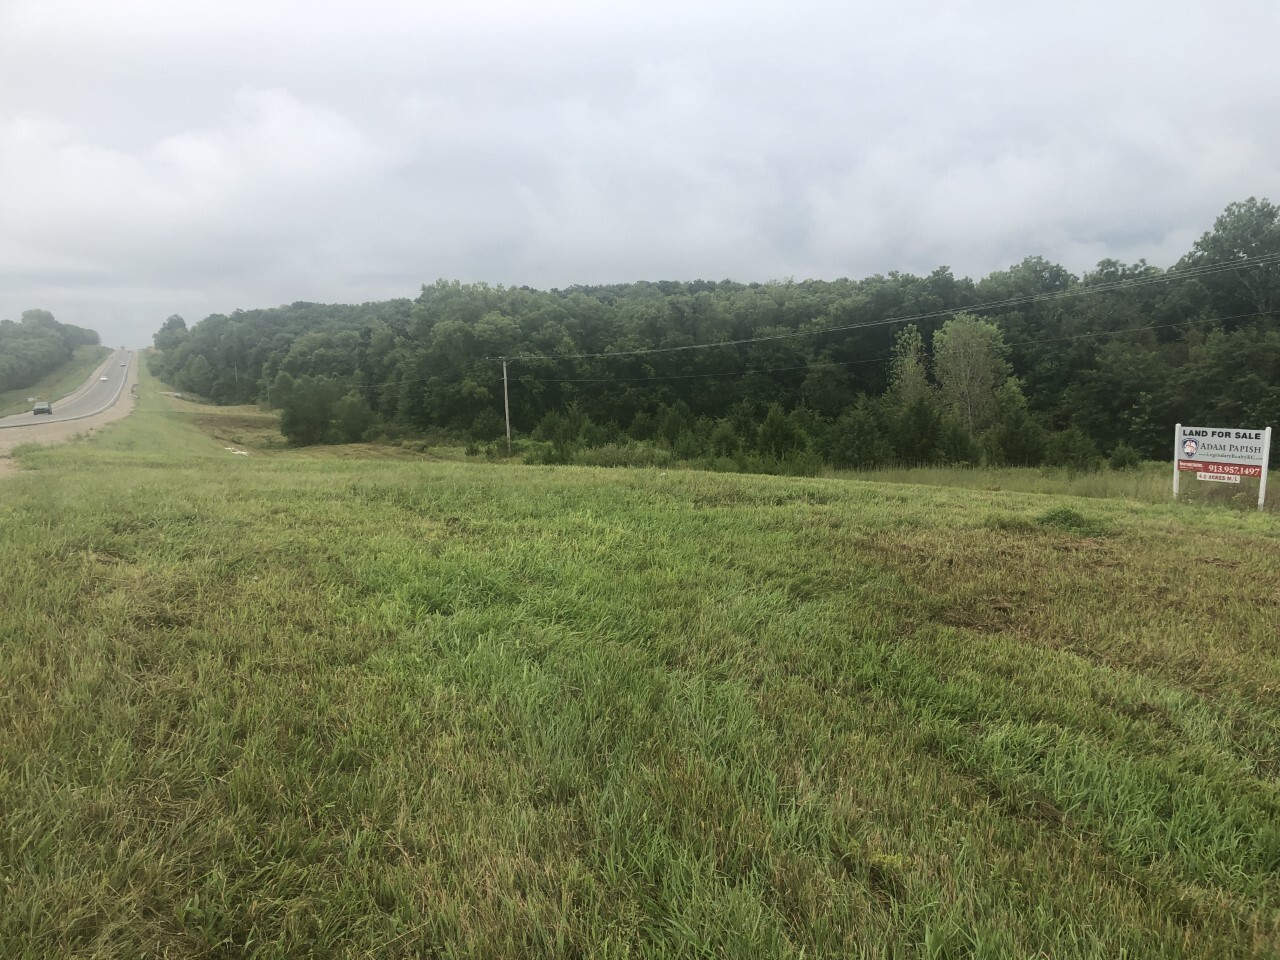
[0,349,135,429]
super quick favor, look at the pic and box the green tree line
[0,309,101,395]
[148,197,1280,471]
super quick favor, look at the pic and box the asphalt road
[0,349,135,430]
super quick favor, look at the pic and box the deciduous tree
[933,313,1010,435]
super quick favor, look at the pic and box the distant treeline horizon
[146,197,1279,473]
[1,309,101,396]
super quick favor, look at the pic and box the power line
[350,357,492,389]
[522,310,1276,384]
[343,252,1278,390]
[508,252,1280,363]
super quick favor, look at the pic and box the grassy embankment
[168,390,1276,511]
[0,344,111,416]
[1,369,1278,958]
[840,462,1275,511]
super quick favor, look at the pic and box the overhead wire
[350,356,493,389]
[523,309,1277,384]
[509,252,1280,362]
[340,252,1278,390]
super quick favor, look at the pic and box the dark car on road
[33,402,52,415]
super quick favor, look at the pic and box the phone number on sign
[1177,461,1263,477]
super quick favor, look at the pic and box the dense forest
[0,310,101,394]
[148,197,1279,472]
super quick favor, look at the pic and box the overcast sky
[2,0,1277,347]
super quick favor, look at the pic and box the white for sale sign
[1174,424,1272,509]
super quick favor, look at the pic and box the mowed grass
[838,462,1276,511]
[1,376,1278,958]
[0,344,111,416]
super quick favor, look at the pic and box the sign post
[1260,427,1273,511]
[1174,424,1272,511]
[1173,423,1181,500]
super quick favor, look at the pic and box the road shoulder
[0,364,140,479]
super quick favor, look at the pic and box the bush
[827,400,893,469]
[521,440,563,465]
[572,443,674,469]
[532,412,577,463]
[938,413,980,465]
[628,411,656,442]
[672,430,705,460]
[1036,507,1111,538]
[777,450,824,477]
[738,451,823,477]
[471,410,506,442]
[1108,442,1141,471]
[699,456,745,474]
[657,402,693,447]
[893,395,943,465]
[333,392,376,443]
[709,420,742,458]
[277,374,342,446]
[1045,426,1101,473]
[980,380,1045,466]
[757,404,806,459]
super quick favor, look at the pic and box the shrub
[333,392,376,443]
[700,456,744,474]
[471,410,506,442]
[938,413,980,464]
[757,404,806,459]
[522,440,564,465]
[827,400,893,469]
[672,430,704,460]
[1036,507,1111,537]
[572,443,675,469]
[532,412,577,464]
[277,374,342,446]
[709,420,742,458]
[1109,442,1141,471]
[628,410,656,442]
[777,450,824,477]
[1045,426,1101,473]
[982,381,1046,466]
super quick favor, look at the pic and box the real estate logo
[1173,423,1271,510]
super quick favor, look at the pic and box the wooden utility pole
[501,357,512,457]
[487,355,515,457]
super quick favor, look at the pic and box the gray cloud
[1,0,1277,347]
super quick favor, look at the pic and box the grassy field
[836,462,1276,512]
[1,373,1278,958]
[154,396,1279,512]
[0,344,111,416]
